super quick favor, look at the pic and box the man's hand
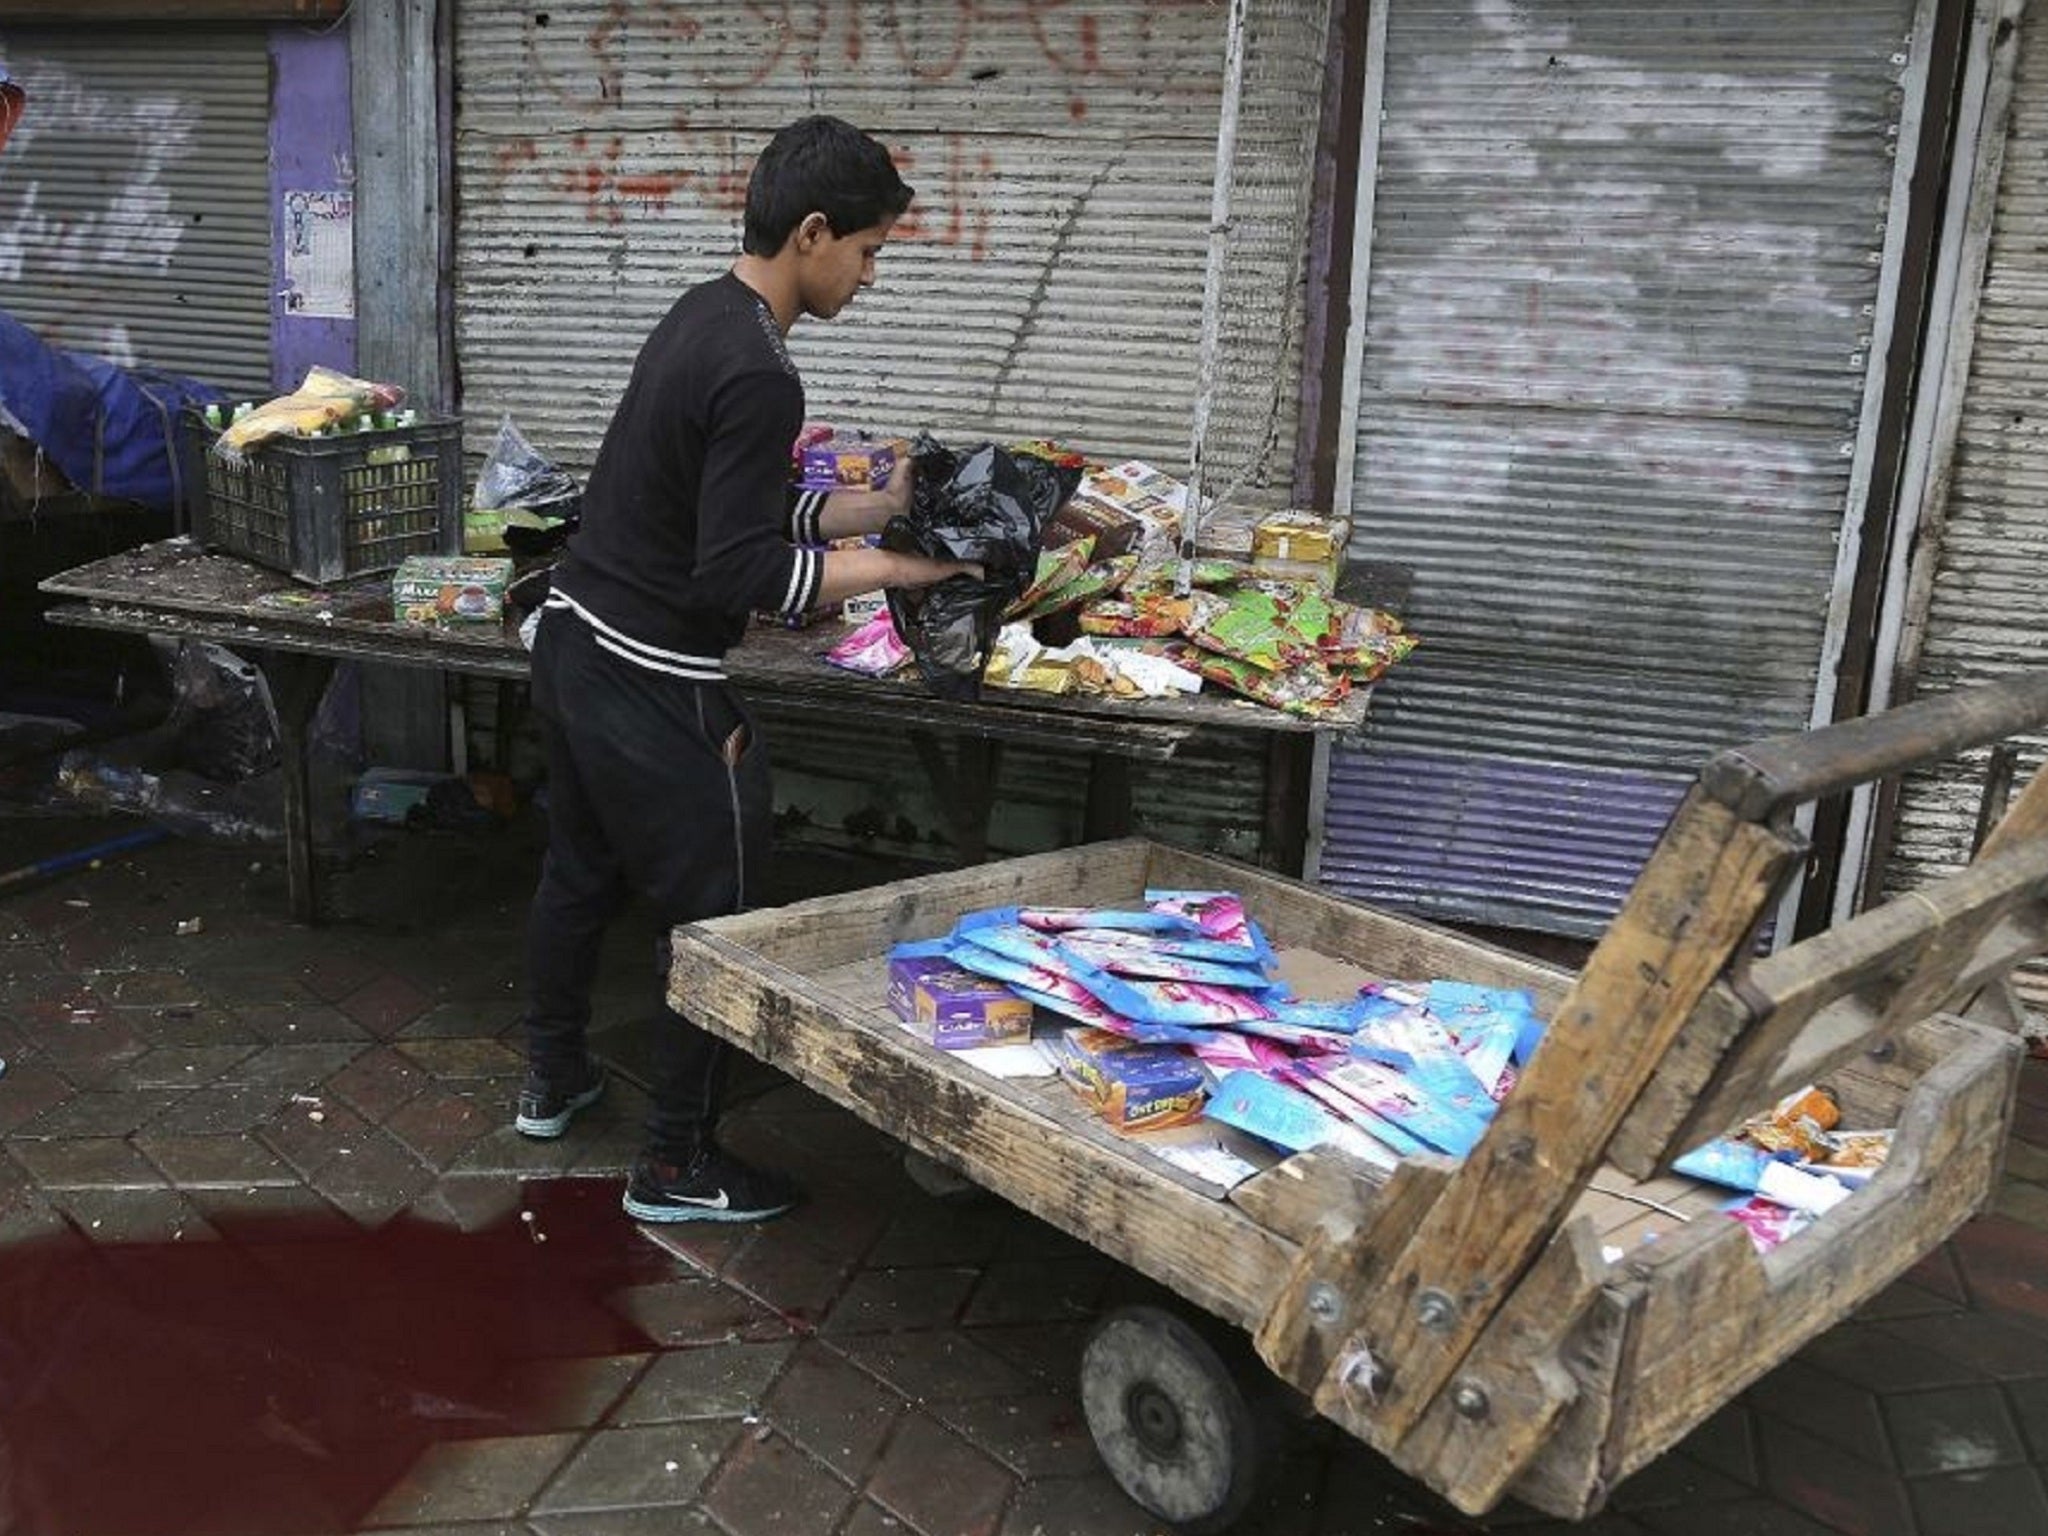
[881,455,916,517]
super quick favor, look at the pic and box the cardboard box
[1051,1027,1208,1131]
[350,767,450,825]
[1046,461,1187,563]
[391,556,512,625]
[1251,510,1349,566]
[799,435,897,494]
[888,955,1033,1050]
[1045,496,1146,560]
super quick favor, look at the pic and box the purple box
[887,955,1031,1050]
[1051,1028,1208,1130]
[799,436,897,494]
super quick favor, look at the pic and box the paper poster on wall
[282,188,353,319]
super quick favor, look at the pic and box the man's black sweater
[547,272,824,680]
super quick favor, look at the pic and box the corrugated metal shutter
[452,1,1329,862]
[0,26,272,395]
[1322,0,1922,936]
[1887,1,2048,1011]
[451,0,1326,495]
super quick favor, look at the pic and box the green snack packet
[1328,631,1420,683]
[1193,651,1351,718]
[1077,592,1196,639]
[1182,587,1312,672]
[1013,553,1139,621]
[1006,537,1096,618]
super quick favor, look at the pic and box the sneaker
[622,1145,801,1224]
[514,1061,606,1138]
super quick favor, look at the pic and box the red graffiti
[505,0,1217,259]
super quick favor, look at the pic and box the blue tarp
[0,307,225,512]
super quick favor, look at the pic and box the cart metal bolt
[1416,1289,1459,1332]
[1450,1381,1490,1420]
[1307,1282,1342,1323]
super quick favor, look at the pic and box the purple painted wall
[269,26,354,393]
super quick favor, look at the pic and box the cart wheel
[1080,1305,1263,1534]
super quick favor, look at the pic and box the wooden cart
[667,672,2048,1528]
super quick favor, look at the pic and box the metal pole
[1180,0,1252,594]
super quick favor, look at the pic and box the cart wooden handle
[1255,668,2048,1504]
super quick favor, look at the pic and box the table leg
[1264,734,1314,877]
[908,730,1004,865]
[259,652,337,924]
[1083,753,1134,842]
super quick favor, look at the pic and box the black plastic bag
[883,439,1079,700]
[473,415,581,557]
[154,639,280,782]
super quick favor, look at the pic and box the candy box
[799,434,898,493]
[887,954,1032,1049]
[1051,1027,1207,1131]
[391,555,512,625]
[1251,510,1349,566]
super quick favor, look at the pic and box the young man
[515,116,973,1223]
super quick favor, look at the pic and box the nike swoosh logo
[673,1190,730,1210]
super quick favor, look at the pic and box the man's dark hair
[742,115,914,256]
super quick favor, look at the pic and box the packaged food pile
[788,429,1416,717]
[1672,1084,1893,1254]
[990,555,1416,716]
[886,892,1544,1161]
[884,892,1894,1251]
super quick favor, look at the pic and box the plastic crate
[186,411,464,585]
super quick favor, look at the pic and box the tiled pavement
[3,812,2048,1536]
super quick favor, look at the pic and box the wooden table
[40,538,1368,921]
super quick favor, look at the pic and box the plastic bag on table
[882,437,1081,701]
[470,415,582,555]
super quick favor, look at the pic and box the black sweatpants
[521,607,772,1162]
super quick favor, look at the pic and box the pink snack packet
[825,610,911,675]
[1723,1195,1815,1255]
[1191,1032,1296,1076]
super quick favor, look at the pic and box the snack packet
[1189,651,1350,718]
[1055,924,1276,971]
[1011,554,1140,622]
[1006,538,1096,618]
[1815,1129,1894,1186]
[825,609,912,676]
[1053,935,1280,991]
[1067,967,1277,1028]
[1077,594,1195,639]
[1724,1195,1815,1255]
[1742,1084,1840,1159]
[1144,890,1277,963]
[1203,1069,1401,1170]
[1284,1068,1431,1158]
[1014,905,1204,937]
[1350,1007,1499,1123]
[1298,1056,1492,1157]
